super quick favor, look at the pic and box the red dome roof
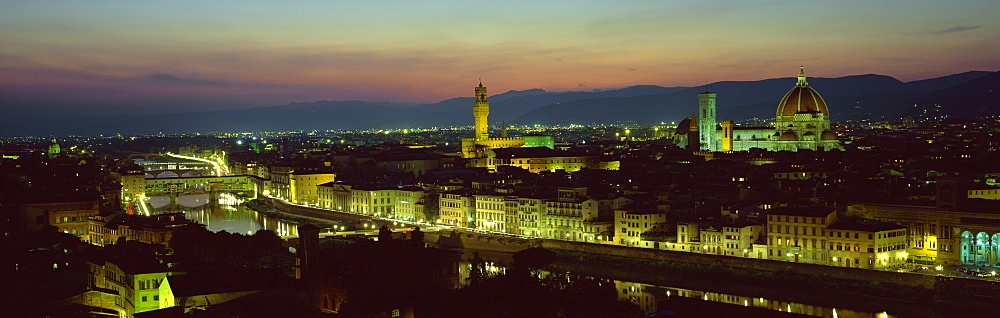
[675,117,692,134]
[777,67,829,117]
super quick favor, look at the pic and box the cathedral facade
[674,67,843,152]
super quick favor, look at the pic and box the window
[142,296,147,302]
[392,309,401,317]
[153,295,159,301]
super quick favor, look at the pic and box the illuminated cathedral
[674,67,843,152]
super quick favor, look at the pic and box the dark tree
[168,225,294,276]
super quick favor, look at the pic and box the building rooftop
[491,147,590,159]
[767,206,836,217]
[827,218,906,232]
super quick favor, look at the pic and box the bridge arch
[961,231,973,264]
[156,171,180,178]
[992,233,1000,266]
[977,232,990,265]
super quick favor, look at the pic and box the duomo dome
[776,67,829,117]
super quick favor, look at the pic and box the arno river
[148,193,300,237]
[148,193,922,317]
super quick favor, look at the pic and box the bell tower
[473,80,490,141]
[698,91,717,150]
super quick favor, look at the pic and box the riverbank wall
[429,229,1000,308]
[430,229,932,289]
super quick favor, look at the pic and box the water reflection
[147,193,299,237]
[454,250,897,318]
[614,281,892,318]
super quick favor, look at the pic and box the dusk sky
[2,0,998,115]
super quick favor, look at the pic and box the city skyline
[5,2,1000,316]
[2,0,998,116]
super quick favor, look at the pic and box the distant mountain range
[3,71,996,136]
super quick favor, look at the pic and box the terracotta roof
[767,206,835,217]
[827,219,906,232]
[675,117,692,134]
[777,69,829,116]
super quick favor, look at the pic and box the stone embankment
[426,229,1000,309]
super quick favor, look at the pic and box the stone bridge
[140,162,217,178]
[145,175,266,196]
[130,154,219,178]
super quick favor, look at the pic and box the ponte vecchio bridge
[130,154,220,178]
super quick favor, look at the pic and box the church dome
[821,130,838,140]
[777,67,829,117]
[675,117,692,134]
[779,131,798,141]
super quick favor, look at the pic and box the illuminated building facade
[440,190,474,227]
[765,206,836,265]
[86,212,192,247]
[48,138,61,159]
[516,197,545,237]
[77,260,135,318]
[133,272,174,313]
[847,178,1000,267]
[615,208,669,248]
[120,168,146,206]
[850,202,983,267]
[722,224,763,257]
[826,219,908,269]
[289,170,336,205]
[473,194,507,232]
[20,200,100,236]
